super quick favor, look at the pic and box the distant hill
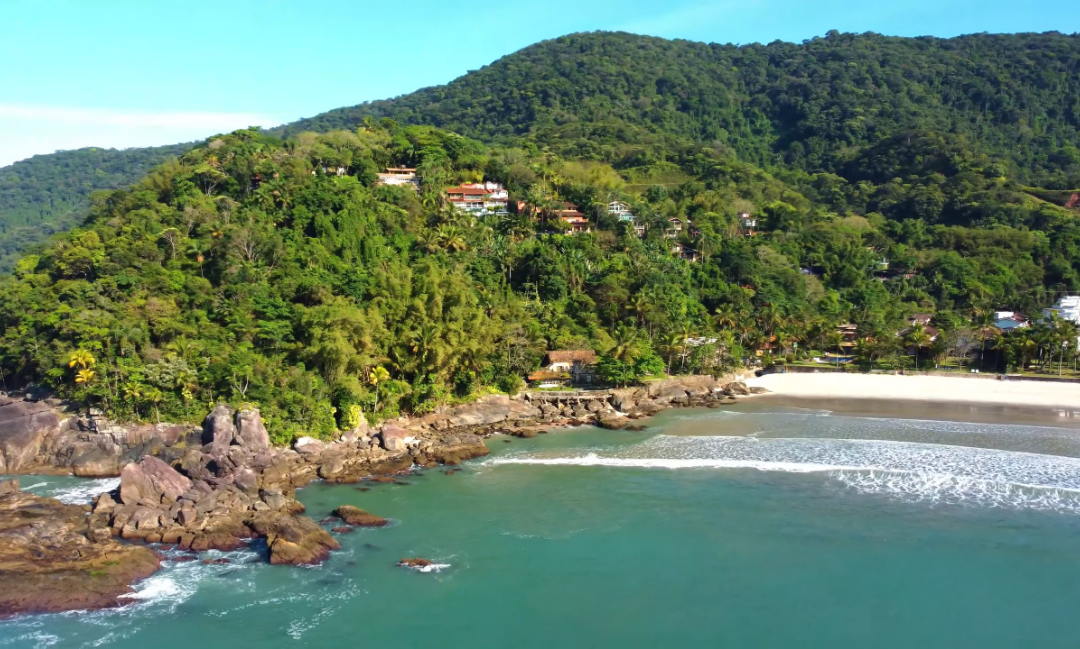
[3,30,1080,268]
[0,143,192,271]
[281,31,1080,185]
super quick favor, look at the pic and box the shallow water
[6,401,1080,648]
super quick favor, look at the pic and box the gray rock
[233,467,259,494]
[293,436,325,455]
[380,426,410,453]
[234,407,270,451]
[0,478,19,496]
[202,404,235,448]
[0,397,60,471]
[119,456,192,505]
[318,455,345,479]
[586,400,606,412]
[70,442,122,477]
[726,382,751,396]
[92,492,116,514]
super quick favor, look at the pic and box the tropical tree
[904,327,932,370]
[368,366,391,412]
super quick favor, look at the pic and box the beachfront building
[994,311,1030,331]
[376,167,420,190]
[446,182,509,215]
[527,350,598,387]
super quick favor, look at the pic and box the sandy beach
[746,372,1080,410]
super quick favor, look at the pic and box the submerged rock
[248,514,340,565]
[333,505,388,527]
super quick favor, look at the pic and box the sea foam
[20,477,120,504]
[488,435,1080,514]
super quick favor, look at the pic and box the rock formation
[0,481,161,617]
[333,505,388,527]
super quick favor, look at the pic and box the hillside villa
[376,166,419,190]
[446,182,509,215]
[553,203,591,234]
[738,211,757,236]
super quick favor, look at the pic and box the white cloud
[0,104,289,167]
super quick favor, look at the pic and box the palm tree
[972,308,995,367]
[186,242,206,277]
[628,294,651,328]
[69,349,95,370]
[904,327,932,370]
[660,333,681,374]
[607,324,641,363]
[368,366,391,412]
[436,225,468,252]
[713,307,737,332]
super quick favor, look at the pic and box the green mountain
[284,31,1080,186]
[4,30,1080,270]
[0,143,193,272]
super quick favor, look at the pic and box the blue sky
[1,0,1077,167]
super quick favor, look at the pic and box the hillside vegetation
[0,144,193,272]
[3,30,1079,266]
[1,120,1077,442]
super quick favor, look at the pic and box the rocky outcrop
[0,483,161,617]
[202,404,235,453]
[333,505,388,527]
[380,425,410,452]
[119,456,192,505]
[0,396,60,472]
[235,407,270,450]
[247,514,339,565]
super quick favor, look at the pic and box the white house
[994,311,1030,331]
[376,167,420,190]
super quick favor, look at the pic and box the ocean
[5,398,1080,648]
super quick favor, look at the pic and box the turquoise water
[7,401,1080,648]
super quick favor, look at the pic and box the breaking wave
[21,477,119,504]
[487,435,1080,514]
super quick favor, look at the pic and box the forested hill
[2,30,1079,269]
[280,30,1080,187]
[0,144,193,272]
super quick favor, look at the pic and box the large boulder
[0,396,60,472]
[726,382,751,396]
[119,456,192,505]
[234,407,270,451]
[70,442,123,477]
[293,436,325,456]
[248,514,340,565]
[202,404,235,448]
[647,375,720,399]
[380,425,410,453]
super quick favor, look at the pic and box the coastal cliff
[0,374,753,616]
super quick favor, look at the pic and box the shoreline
[745,372,1080,411]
